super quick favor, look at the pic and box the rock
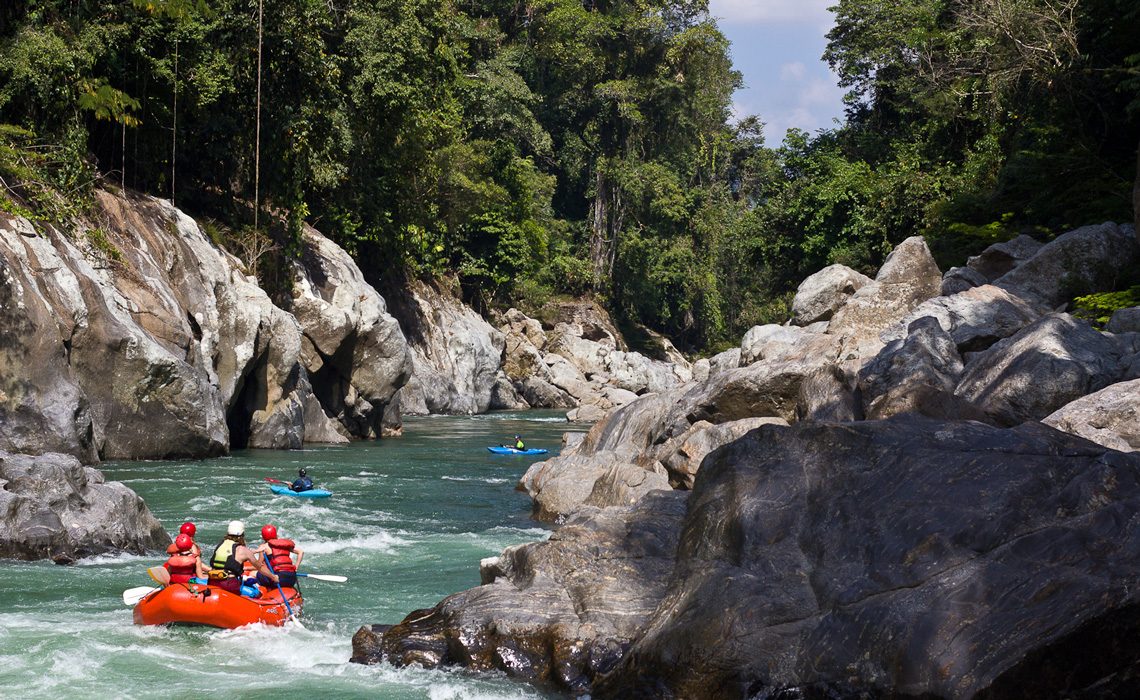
[691,358,710,383]
[995,223,1139,307]
[790,264,873,326]
[605,350,689,394]
[387,279,503,415]
[940,265,989,296]
[955,314,1133,425]
[488,373,530,411]
[656,417,789,489]
[795,364,860,422]
[583,461,671,509]
[1108,306,1140,334]
[534,298,625,350]
[518,452,636,522]
[567,404,607,423]
[859,317,985,421]
[740,324,833,366]
[708,348,740,376]
[828,236,943,363]
[637,326,691,368]
[882,284,1044,353]
[0,451,168,560]
[292,226,411,435]
[595,417,1140,698]
[1043,378,1140,451]
[357,490,688,694]
[547,326,611,377]
[966,234,1043,280]
[516,376,576,410]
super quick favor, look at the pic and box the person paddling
[291,468,314,493]
[164,533,209,584]
[209,520,278,596]
[254,524,303,588]
[166,521,201,558]
[514,435,525,450]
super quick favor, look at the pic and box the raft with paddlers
[132,582,302,628]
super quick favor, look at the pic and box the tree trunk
[587,165,625,290]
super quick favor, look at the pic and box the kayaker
[164,533,209,584]
[514,435,525,450]
[254,524,304,588]
[209,520,278,595]
[291,468,314,493]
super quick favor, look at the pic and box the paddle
[296,573,347,583]
[262,554,294,618]
[264,477,289,485]
[123,586,159,606]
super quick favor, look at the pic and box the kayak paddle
[123,586,159,605]
[264,477,289,485]
[296,573,347,582]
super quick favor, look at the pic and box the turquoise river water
[0,412,576,699]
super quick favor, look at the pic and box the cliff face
[0,190,412,560]
[0,190,412,461]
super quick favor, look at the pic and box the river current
[0,412,573,699]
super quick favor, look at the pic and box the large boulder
[1107,306,1140,334]
[292,226,411,437]
[858,317,985,421]
[827,236,943,363]
[994,223,1139,307]
[795,364,860,422]
[353,490,688,693]
[790,264,873,326]
[365,417,1140,698]
[954,314,1133,425]
[653,416,789,489]
[965,234,1043,281]
[1043,378,1140,452]
[740,324,837,367]
[881,284,1044,353]
[0,451,168,561]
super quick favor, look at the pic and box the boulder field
[359,224,1140,697]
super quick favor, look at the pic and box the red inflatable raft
[133,582,302,628]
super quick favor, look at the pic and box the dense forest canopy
[1,0,1137,352]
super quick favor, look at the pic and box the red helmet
[179,522,196,536]
[261,524,278,540]
[174,533,194,552]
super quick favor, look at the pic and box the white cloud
[780,62,807,81]
[709,0,834,25]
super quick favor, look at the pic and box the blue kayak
[268,484,332,499]
[487,446,548,455]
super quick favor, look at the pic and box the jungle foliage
[0,0,1136,351]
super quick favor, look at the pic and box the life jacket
[165,554,198,584]
[515,440,525,449]
[265,538,296,573]
[209,539,244,579]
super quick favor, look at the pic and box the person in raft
[291,468,314,493]
[166,522,202,558]
[209,520,278,595]
[163,533,209,585]
[254,524,304,588]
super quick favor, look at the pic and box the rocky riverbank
[358,224,1140,697]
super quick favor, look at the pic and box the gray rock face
[940,265,988,296]
[955,314,1133,425]
[366,417,1140,699]
[740,324,837,367]
[966,234,1043,281]
[790,264,873,326]
[882,284,1044,353]
[653,417,789,489]
[390,280,503,415]
[352,490,688,693]
[995,223,1139,307]
[584,460,671,509]
[828,236,943,362]
[1108,306,1140,334]
[1043,378,1140,451]
[0,451,168,561]
[859,317,984,421]
[292,226,411,437]
[796,364,860,422]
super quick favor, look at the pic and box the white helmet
[227,520,245,536]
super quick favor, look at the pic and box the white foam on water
[357,470,378,476]
[440,476,512,485]
[74,552,152,566]
[302,530,411,555]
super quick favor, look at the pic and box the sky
[708,0,848,145]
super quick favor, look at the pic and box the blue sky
[708,0,847,145]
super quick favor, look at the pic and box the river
[0,412,573,699]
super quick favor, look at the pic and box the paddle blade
[297,573,347,582]
[264,477,287,485]
[123,586,158,605]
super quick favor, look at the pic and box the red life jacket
[266,539,296,573]
[165,554,198,584]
